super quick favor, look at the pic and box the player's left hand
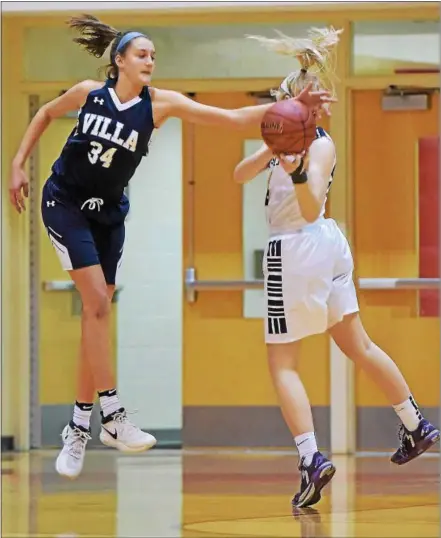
[278,151,309,175]
[294,82,336,116]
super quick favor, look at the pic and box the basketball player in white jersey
[234,27,440,509]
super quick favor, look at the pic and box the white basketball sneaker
[55,421,91,479]
[99,408,157,452]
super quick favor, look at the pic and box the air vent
[381,85,435,111]
[249,91,274,105]
[382,93,429,111]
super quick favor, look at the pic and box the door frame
[29,95,42,448]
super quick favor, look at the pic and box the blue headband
[116,32,146,53]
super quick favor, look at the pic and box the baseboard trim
[1,436,15,451]
[357,406,440,451]
[183,406,330,448]
[183,406,440,450]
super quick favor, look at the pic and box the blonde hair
[247,26,342,101]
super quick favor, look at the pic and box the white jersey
[265,127,336,236]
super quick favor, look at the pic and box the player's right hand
[279,151,309,175]
[9,164,29,214]
[294,82,337,116]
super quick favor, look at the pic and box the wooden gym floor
[2,448,439,537]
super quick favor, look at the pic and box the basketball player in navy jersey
[235,27,440,508]
[9,14,334,479]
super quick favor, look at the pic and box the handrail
[44,275,439,300]
[43,281,76,291]
[185,277,439,290]
[184,268,439,302]
[186,279,265,291]
[357,278,440,290]
[43,281,123,292]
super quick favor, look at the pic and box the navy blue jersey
[52,79,154,203]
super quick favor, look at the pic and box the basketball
[261,100,317,155]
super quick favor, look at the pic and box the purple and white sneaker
[292,451,336,508]
[391,419,440,465]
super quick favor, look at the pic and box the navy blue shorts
[41,177,129,285]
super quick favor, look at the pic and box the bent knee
[346,335,374,362]
[331,314,374,362]
[82,287,111,319]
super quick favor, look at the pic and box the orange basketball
[261,100,316,155]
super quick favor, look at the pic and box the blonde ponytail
[247,26,343,100]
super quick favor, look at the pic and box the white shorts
[263,218,359,344]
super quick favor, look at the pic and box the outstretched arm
[10,80,102,213]
[153,83,336,129]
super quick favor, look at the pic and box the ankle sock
[393,394,422,432]
[294,432,318,466]
[73,401,93,429]
[98,388,121,418]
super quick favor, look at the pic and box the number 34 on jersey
[88,142,117,168]
[75,112,140,168]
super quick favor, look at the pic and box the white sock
[73,401,93,429]
[393,395,422,432]
[98,389,121,418]
[294,432,318,466]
